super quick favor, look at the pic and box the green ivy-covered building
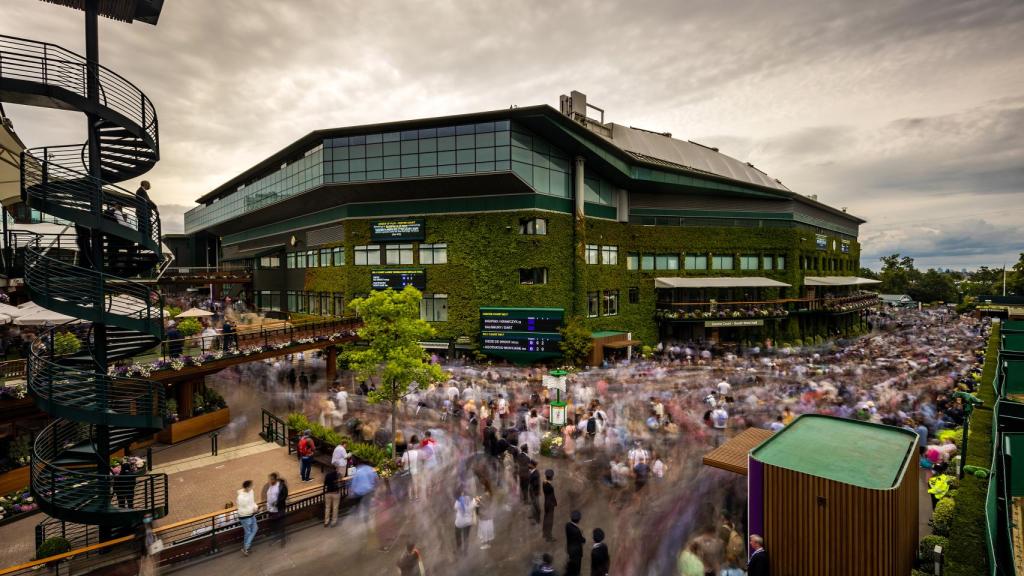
[182,92,877,356]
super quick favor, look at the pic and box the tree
[878,254,920,295]
[345,286,444,444]
[559,319,593,367]
[1010,252,1024,296]
[858,268,880,280]
[909,269,958,303]
[176,318,202,337]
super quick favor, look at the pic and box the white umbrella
[17,301,40,310]
[14,307,82,326]
[0,313,11,325]
[176,307,214,318]
[0,303,32,318]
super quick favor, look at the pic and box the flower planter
[156,407,230,444]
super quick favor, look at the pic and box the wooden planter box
[157,407,230,445]
[0,464,29,495]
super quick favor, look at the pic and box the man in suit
[542,469,557,542]
[591,528,609,576]
[528,460,541,525]
[565,510,585,576]
[748,534,769,576]
[517,444,532,504]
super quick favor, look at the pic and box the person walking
[476,493,494,549]
[542,469,557,542]
[453,487,475,553]
[236,480,258,556]
[297,429,316,482]
[265,473,288,547]
[528,460,541,525]
[748,534,769,576]
[565,510,585,576]
[331,440,349,478]
[396,541,424,576]
[350,458,378,524]
[323,466,342,527]
[401,438,423,501]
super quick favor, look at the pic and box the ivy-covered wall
[301,211,862,346]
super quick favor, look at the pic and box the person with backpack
[297,430,316,482]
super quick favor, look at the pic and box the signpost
[545,369,568,429]
[370,219,425,242]
[371,269,426,291]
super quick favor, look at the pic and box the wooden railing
[0,359,26,380]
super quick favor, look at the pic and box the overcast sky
[2,0,1022,270]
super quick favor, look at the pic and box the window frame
[519,267,548,285]
[354,244,382,266]
[603,290,619,316]
[518,218,547,235]
[585,244,599,265]
[419,242,448,265]
[601,245,618,265]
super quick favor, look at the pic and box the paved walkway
[0,441,305,568]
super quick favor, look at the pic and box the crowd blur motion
[206,307,989,575]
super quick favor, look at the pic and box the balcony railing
[655,292,880,321]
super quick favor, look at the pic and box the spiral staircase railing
[0,32,169,526]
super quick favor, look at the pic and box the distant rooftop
[751,414,917,489]
[38,0,164,24]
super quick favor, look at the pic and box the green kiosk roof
[751,414,917,490]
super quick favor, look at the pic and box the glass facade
[184,119,583,233]
[185,145,324,233]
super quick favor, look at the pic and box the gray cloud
[2,0,1022,269]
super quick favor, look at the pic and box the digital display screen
[816,234,828,250]
[371,269,426,291]
[841,240,850,254]
[370,219,425,242]
[480,307,564,333]
[480,331,562,353]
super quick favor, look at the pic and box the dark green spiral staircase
[0,33,169,526]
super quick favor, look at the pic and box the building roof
[703,427,775,475]
[191,105,866,227]
[654,277,791,289]
[750,414,917,490]
[803,276,882,287]
[604,123,789,192]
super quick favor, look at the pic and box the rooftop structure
[751,414,918,489]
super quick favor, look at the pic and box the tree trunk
[391,379,398,447]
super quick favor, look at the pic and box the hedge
[943,322,999,576]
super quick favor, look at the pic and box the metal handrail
[21,151,162,248]
[0,34,158,146]
[31,420,169,517]
[154,316,359,363]
[27,337,165,420]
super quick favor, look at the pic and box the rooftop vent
[808,194,818,201]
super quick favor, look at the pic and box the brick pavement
[0,442,307,569]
